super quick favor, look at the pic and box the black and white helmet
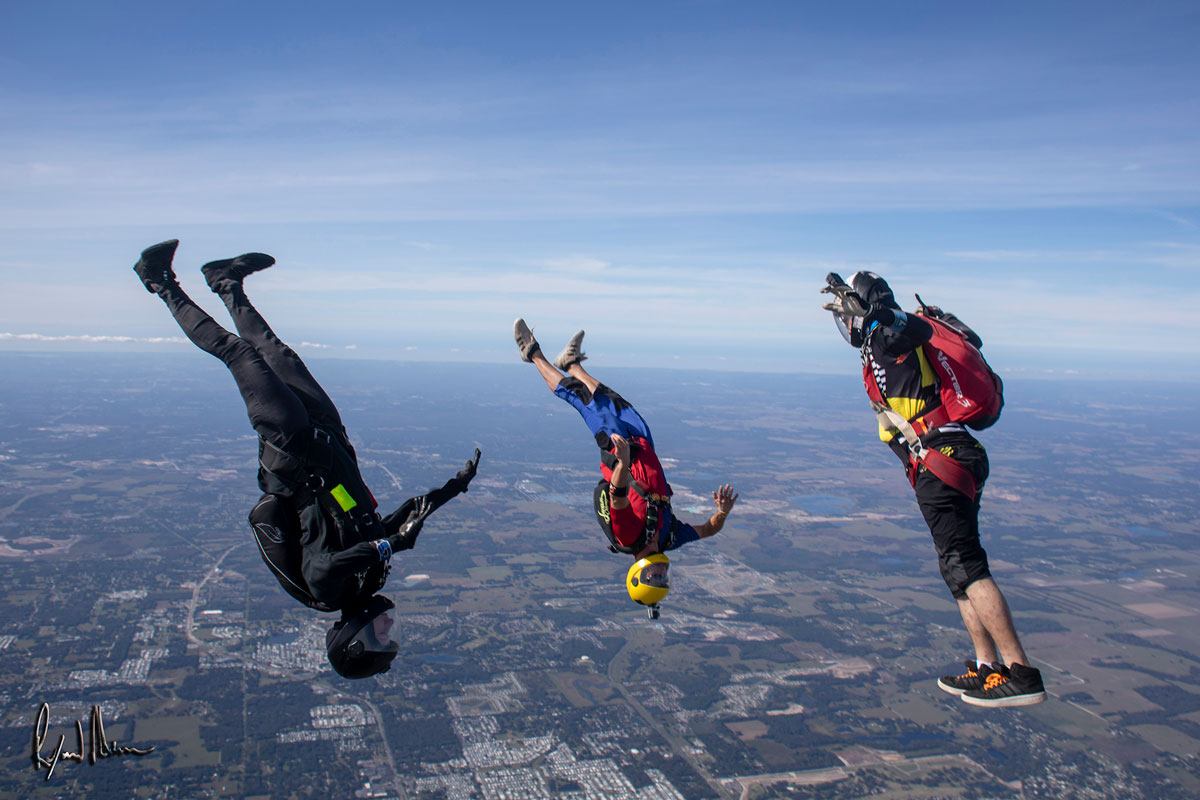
[326,595,399,679]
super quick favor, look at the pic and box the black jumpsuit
[156,277,463,611]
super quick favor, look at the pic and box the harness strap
[598,449,668,550]
[599,450,665,504]
[917,447,978,498]
[259,429,380,537]
[306,428,335,471]
[875,405,977,498]
[862,323,955,438]
[908,405,949,438]
[258,439,313,506]
[863,326,977,498]
[261,427,334,467]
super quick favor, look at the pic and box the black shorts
[913,434,991,599]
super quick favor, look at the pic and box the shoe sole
[936,678,970,696]
[961,690,1047,707]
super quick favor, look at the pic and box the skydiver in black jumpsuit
[133,239,480,679]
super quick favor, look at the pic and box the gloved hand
[388,496,433,550]
[456,448,481,491]
[820,285,868,317]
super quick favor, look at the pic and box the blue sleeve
[663,518,700,552]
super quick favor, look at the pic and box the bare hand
[610,433,631,466]
[713,484,739,514]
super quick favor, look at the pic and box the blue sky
[1,1,1197,379]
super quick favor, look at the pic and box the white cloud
[1156,211,1197,230]
[0,331,358,352]
[0,332,186,344]
[946,243,1200,271]
[541,256,610,273]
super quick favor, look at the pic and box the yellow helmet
[626,553,670,608]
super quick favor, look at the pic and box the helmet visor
[638,562,670,589]
[833,312,863,345]
[348,609,400,656]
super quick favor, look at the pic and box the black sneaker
[962,663,1046,707]
[937,660,990,696]
[201,252,276,292]
[133,239,180,293]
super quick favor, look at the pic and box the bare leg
[964,577,1030,666]
[566,361,601,394]
[956,596,999,664]
[530,351,567,392]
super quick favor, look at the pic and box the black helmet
[829,271,899,347]
[849,271,898,309]
[326,595,399,679]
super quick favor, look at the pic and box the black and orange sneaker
[937,660,991,696]
[962,663,1046,707]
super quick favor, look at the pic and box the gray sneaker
[512,318,542,362]
[554,330,587,371]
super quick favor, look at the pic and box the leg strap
[915,448,978,499]
[876,406,977,499]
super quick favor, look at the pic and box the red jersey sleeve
[610,502,645,549]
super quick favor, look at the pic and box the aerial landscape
[1,353,1196,798]
[2,4,1199,798]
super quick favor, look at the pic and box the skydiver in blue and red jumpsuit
[512,319,737,615]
